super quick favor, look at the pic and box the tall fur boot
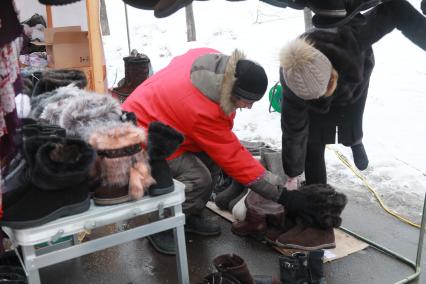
[147,121,184,196]
[89,123,154,205]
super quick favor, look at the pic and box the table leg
[171,205,189,284]
[21,245,41,284]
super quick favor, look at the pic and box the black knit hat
[232,59,268,101]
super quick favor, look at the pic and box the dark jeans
[168,152,220,215]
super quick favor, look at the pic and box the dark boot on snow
[351,143,369,171]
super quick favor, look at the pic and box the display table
[2,180,189,284]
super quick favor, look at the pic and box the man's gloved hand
[278,184,348,229]
[422,0,426,15]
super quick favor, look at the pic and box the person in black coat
[279,0,426,187]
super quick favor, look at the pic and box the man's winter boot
[32,69,87,97]
[351,143,369,171]
[231,206,267,240]
[214,179,245,210]
[147,229,176,255]
[276,227,335,250]
[185,213,221,236]
[147,122,184,196]
[0,136,95,229]
[154,0,193,18]
[112,53,151,103]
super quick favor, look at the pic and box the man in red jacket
[122,47,346,255]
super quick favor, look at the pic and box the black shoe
[147,230,176,255]
[185,215,221,236]
[351,143,369,171]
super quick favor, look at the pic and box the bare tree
[186,4,196,42]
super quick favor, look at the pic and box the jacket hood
[190,49,246,115]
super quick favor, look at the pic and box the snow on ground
[103,0,426,224]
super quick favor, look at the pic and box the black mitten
[278,184,347,229]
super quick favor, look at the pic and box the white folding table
[2,180,189,284]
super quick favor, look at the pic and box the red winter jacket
[122,48,265,186]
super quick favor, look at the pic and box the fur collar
[220,49,245,115]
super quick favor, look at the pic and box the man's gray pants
[168,152,220,216]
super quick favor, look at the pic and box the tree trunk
[185,4,196,42]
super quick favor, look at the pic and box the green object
[268,83,283,113]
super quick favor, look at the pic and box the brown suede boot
[213,254,281,284]
[276,227,336,250]
[231,206,267,240]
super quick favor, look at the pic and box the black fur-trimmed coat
[280,0,426,177]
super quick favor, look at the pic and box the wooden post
[86,0,106,94]
[46,5,53,28]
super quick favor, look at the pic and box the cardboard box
[32,26,90,68]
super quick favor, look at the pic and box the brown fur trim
[89,123,146,151]
[220,49,246,115]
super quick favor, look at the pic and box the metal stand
[341,192,426,284]
[2,181,189,284]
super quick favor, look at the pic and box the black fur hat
[147,121,184,160]
[32,69,87,97]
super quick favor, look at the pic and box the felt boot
[279,250,326,284]
[214,179,245,210]
[231,206,267,240]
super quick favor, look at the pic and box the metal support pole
[124,3,131,55]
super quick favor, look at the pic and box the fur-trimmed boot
[89,123,154,205]
[32,69,87,97]
[1,136,95,229]
[147,121,184,196]
[112,53,151,103]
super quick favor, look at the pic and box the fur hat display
[89,123,154,204]
[232,59,268,101]
[59,92,123,139]
[30,85,82,120]
[280,37,332,100]
[147,121,184,196]
[32,69,87,97]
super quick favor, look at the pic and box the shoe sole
[147,236,176,255]
[1,197,91,229]
[93,195,131,206]
[275,241,336,251]
[148,185,174,196]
